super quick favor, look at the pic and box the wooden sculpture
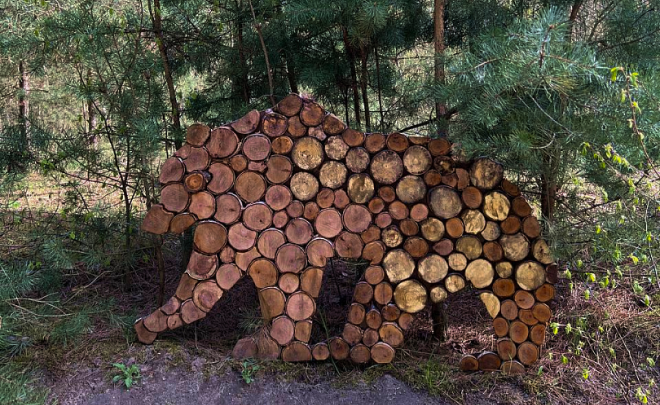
[137,94,556,373]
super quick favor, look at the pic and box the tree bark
[359,45,371,132]
[434,0,447,138]
[341,26,361,127]
[18,60,30,150]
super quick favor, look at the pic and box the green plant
[240,359,260,384]
[112,362,141,389]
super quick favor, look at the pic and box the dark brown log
[462,210,486,234]
[300,101,325,126]
[259,287,286,321]
[402,145,432,175]
[282,342,313,362]
[285,218,314,245]
[483,241,504,262]
[519,309,538,326]
[501,178,521,197]
[277,94,303,116]
[423,170,442,186]
[306,238,334,267]
[272,211,288,228]
[396,176,427,204]
[300,267,324,298]
[312,343,330,361]
[429,186,462,219]
[142,205,174,235]
[377,186,395,203]
[309,126,327,141]
[493,317,509,337]
[459,355,479,371]
[393,279,427,313]
[428,139,451,156]
[532,303,551,323]
[255,330,281,360]
[398,312,414,330]
[406,205,427,223]
[365,133,386,153]
[346,147,370,173]
[434,156,453,173]
[216,263,242,290]
[290,172,319,201]
[403,237,429,258]
[381,304,401,321]
[493,278,516,298]
[235,247,261,271]
[189,191,216,220]
[325,136,350,160]
[231,110,260,134]
[335,231,364,259]
[511,196,532,217]
[465,259,494,289]
[214,193,242,225]
[382,226,403,248]
[351,281,373,305]
[500,360,525,375]
[272,136,294,155]
[497,338,517,361]
[500,299,518,320]
[234,171,266,203]
[181,299,206,324]
[371,150,404,185]
[398,220,418,237]
[334,189,350,209]
[262,110,288,138]
[371,342,395,363]
[545,263,559,284]
[295,320,313,342]
[444,274,466,293]
[287,115,307,138]
[361,225,381,243]
[373,282,393,305]
[242,134,271,161]
[193,280,224,312]
[161,184,190,213]
[175,144,192,159]
[348,303,366,325]
[480,291,501,318]
[184,147,211,172]
[329,337,350,360]
[207,127,239,158]
[314,208,343,238]
[366,309,383,330]
[175,273,198,301]
[418,254,449,283]
[271,315,295,345]
[342,128,365,147]
[194,221,227,254]
[265,155,293,185]
[350,344,371,364]
[227,222,257,251]
[167,314,184,330]
[229,155,248,172]
[262,186,290,212]
[386,132,409,152]
[408,136,429,145]
[184,172,208,193]
[478,352,501,371]
[322,113,346,135]
[368,197,386,214]
[500,216,520,235]
[249,258,279,288]
[319,161,348,189]
[516,261,545,291]
[379,322,404,347]
[343,323,363,345]
[316,188,335,209]
[447,252,467,271]
[278,273,300,294]
[534,284,555,303]
[187,250,219,280]
[522,216,541,239]
[135,319,157,344]
[470,158,503,190]
[441,173,458,188]
[514,290,535,309]
[517,342,539,366]
[159,157,185,184]
[286,200,304,218]
[442,218,462,239]
[362,241,386,265]
[276,244,307,273]
[456,168,470,190]
[161,296,181,316]
[144,310,168,333]
[530,324,546,345]
[461,186,482,209]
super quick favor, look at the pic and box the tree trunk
[341,26,361,127]
[285,49,299,94]
[374,43,385,131]
[236,7,251,103]
[359,45,371,132]
[18,60,30,148]
[434,0,447,138]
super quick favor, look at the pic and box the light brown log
[511,196,532,217]
[428,139,451,156]
[342,323,363,345]
[519,309,538,326]
[342,204,371,233]
[346,174,375,204]
[353,281,374,305]
[256,330,281,360]
[230,110,260,135]
[312,343,330,360]
[447,252,467,271]
[444,217,463,239]
[194,221,227,254]
[384,203,405,222]
[362,241,386,265]
[497,338,517,361]
[316,188,335,209]
[420,218,445,242]
[285,218,314,245]
[456,168,470,189]
[478,352,502,371]
[429,286,448,303]
[480,292,501,318]
[366,197,384,215]
[374,282,393,305]
[306,238,334,267]
[230,248,259,272]
[483,241,504,262]
[234,171,266,203]
[337,128,363,148]
[216,263,242,290]
[530,324,546,345]
[379,322,404,347]
[532,240,553,264]
[378,186,396,203]
[381,304,401,321]
[262,110,288,138]
[249,259,278,288]
[279,273,300,294]
[532,303,551,323]
[258,287,286,321]
[444,274,466,293]
[334,189,350,209]
[371,342,395,363]
[398,312,414,330]
[229,155,248,172]
[144,310,168,333]
[493,278,515,298]
[276,243,307,273]
[398,220,418,237]
[346,147,370,173]
[161,296,181,316]
[493,317,509,337]
[335,231,364,259]
[496,262,513,279]
[270,315,295,345]
[514,290,535,309]
[241,134,270,161]
[174,144,192,159]
[470,158,503,190]
[441,173,458,188]
[181,299,206,324]
[371,150,403,185]
[408,135,429,145]
[418,254,449,284]
[272,136,293,155]
[455,235,482,260]
[402,145,432,175]
[207,127,238,158]
[300,267,324,298]
[407,206,427,224]
[361,225,381,243]
[184,147,211,172]
[403,237,428,258]
[361,266,384,286]
[461,186,482,209]
[383,249,415,283]
[187,250,219,280]
[272,211,288,228]
[214,193,242,224]
[277,94,303,116]
[324,136,349,161]
[365,133,386,153]
[265,155,293,184]
[517,342,539,366]
[500,233,530,261]
[135,319,157,344]
[188,191,215,220]
[248,159,268,172]
[291,137,324,171]
[393,279,427,314]
[286,200,304,218]
[282,342,312,362]
[193,280,223,312]
[386,132,409,152]
[159,157,185,184]
[329,337,350,360]
[459,355,479,371]
[290,172,319,201]
[295,320,313,342]
[465,259,494,289]
[348,303,366,325]
[142,205,174,235]
[366,309,383,330]
[501,360,525,375]
[483,192,510,221]
[309,124,328,140]
[300,101,325,126]
[500,300,518,320]
[429,186,462,219]
[423,170,442,186]
[319,161,348,189]
[350,344,371,364]
[500,216,521,235]
[227,222,257,251]
[256,229,286,260]
[462,209,486,234]
[516,261,546,291]
[314,208,343,238]
[220,246,236,264]
[161,184,190,213]
[285,115,306,139]
[319,113,345,136]
[167,314,184,330]
[395,176,427,204]
[175,273,198,301]
[534,284,555,303]
[481,221,501,241]
[363,328,380,348]
[382,226,403,248]
[184,172,208,193]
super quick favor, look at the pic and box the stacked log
[138,93,556,372]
